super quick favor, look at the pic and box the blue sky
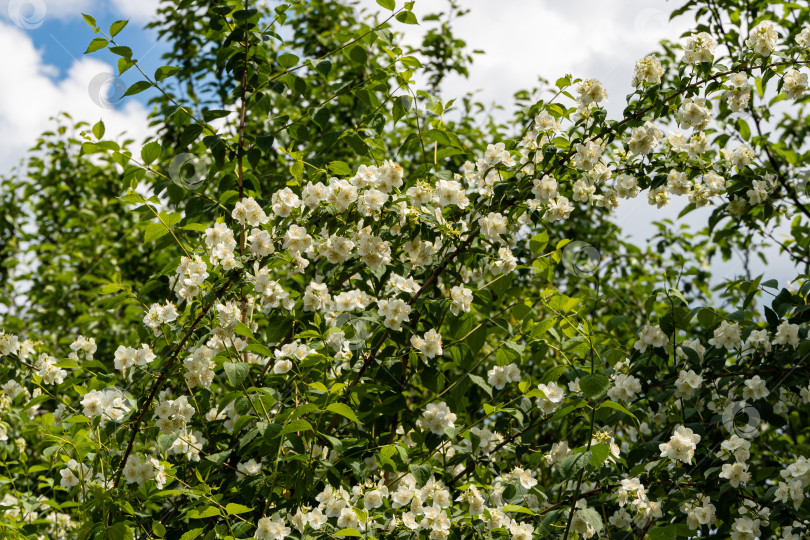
[25,7,167,101]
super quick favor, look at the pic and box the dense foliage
[1,0,810,538]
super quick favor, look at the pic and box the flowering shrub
[1,0,810,539]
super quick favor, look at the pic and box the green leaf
[326,403,361,424]
[92,120,105,139]
[530,231,549,253]
[395,10,418,24]
[409,463,431,487]
[118,57,136,75]
[468,373,492,397]
[598,400,639,425]
[558,451,590,480]
[234,322,253,338]
[290,159,304,180]
[107,523,135,540]
[736,117,751,141]
[179,528,204,540]
[347,45,367,64]
[502,504,535,515]
[223,362,250,387]
[85,37,108,54]
[152,521,166,538]
[579,373,609,400]
[280,419,313,436]
[82,14,98,28]
[312,59,332,77]
[123,81,152,97]
[143,222,168,243]
[225,503,252,516]
[141,141,161,165]
[100,282,122,295]
[64,415,92,424]
[203,109,232,122]
[188,506,221,519]
[538,509,564,534]
[578,507,604,535]
[154,65,180,82]
[278,53,299,69]
[309,107,330,129]
[335,529,363,537]
[647,525,678,540]
[110,20,129,37]
[55,358,80,369]
[328,161,351,175]
[376,0,395,9]
[588,443,611,468]
[157,433,178,453]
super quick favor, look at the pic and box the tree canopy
[1,0,810,539]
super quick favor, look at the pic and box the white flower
[270,188,301,218]
[746,22,778,56]
[684,32,717,63]
[648,186,671,208]
[532,175,558,203]
[237,459,262,477]
[742,375,769,401]
[719,435,752,463]
[659,425,701,464]
[608,373,642,402]
[479,212,508,243]
[364,489,384,509]
[783,69,808,100]
[143,302,178,332]
[632,56,664,86]
[614,174,640,199]
[233,196,270,226]
[628,122,661,155]
[708,321,741,351]
[679,98,711,130]
[421,402,457,435]
[633,324,669,353]
[719,462,751,488]
[577,79,608,107]
[255,515,291,540]
[773,320,800,349]
[674,370,703,399]
[283,224,312,253]
[544,196,574,222]
[377,298,411,331]
[536,382,565,414]
[487,363,521,390]
[449,285,473,315]
[336,507,359,529]
[411,329,443,359]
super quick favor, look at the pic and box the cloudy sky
[0,0,797,288]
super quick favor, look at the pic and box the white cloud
[1,0,158,27]
[110,0,160,23]
[1,0,92,26]
[353,0,796,283]
[386,0,692,119]
[0,20,152,174]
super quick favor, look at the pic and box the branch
[112,276,236,488]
